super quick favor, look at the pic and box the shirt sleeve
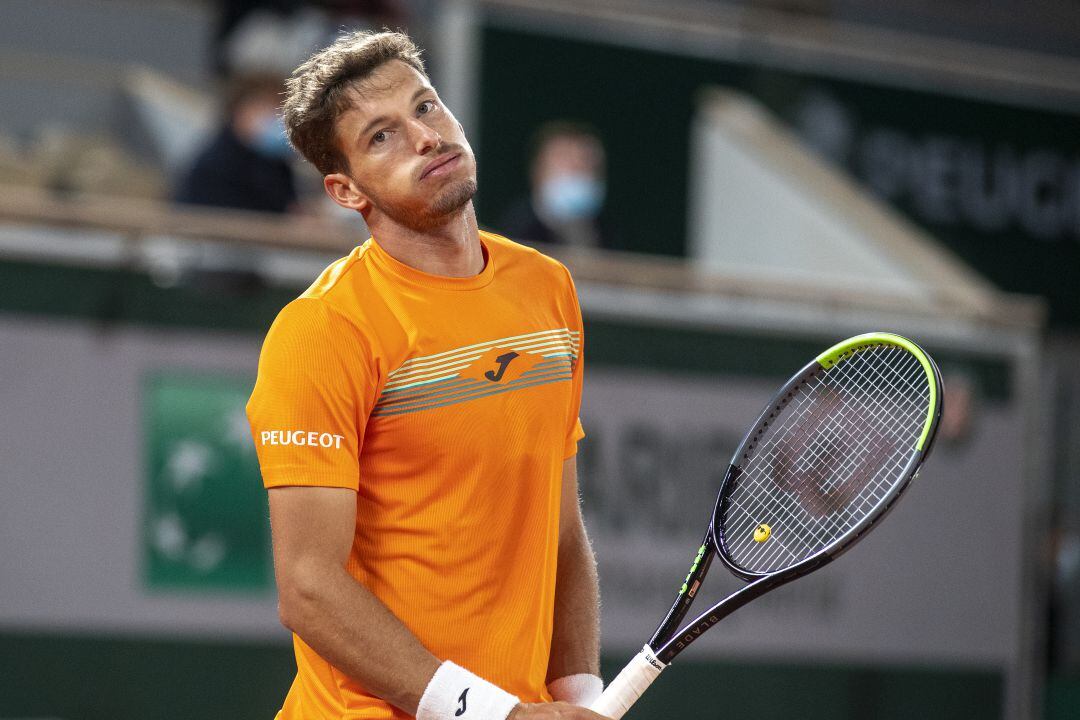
[562,266,586,459]
[246,298,376,490]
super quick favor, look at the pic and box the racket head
[712,332,943,581]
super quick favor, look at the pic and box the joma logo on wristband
[455,688,469,716]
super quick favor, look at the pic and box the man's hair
[283,30,427,175]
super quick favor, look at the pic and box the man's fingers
[512,701,612,720]
[561,705,609,720]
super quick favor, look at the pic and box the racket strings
[728,347,925,569]
[733,350,918,539]
[731,348,923,566]
[721,344,929,574]
[727,364,918,570]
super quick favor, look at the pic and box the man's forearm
[280,561,441,715]
[547,515,601,682]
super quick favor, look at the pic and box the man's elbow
[277,581,309,632]
[275,561,330,631]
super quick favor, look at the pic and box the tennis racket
[589,332,943,719]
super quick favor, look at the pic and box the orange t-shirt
[246,231,585,720]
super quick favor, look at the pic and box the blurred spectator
[499,121,618,250]
[174,74,297,214]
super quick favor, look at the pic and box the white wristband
[547,673,603,707]
[417,661,520,720]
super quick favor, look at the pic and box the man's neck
[367,204,484,278]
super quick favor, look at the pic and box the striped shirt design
[374,328,580,417]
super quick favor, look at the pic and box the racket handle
[588,645,666,719]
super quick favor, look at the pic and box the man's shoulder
[483,230,573,286]
[266,243,380,342]
[299,243,372,301]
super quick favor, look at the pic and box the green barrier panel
[143,372,270,592]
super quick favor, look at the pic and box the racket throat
[656,573,776,662]
[649,531,716,650]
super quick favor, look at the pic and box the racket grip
[588,645,666,719]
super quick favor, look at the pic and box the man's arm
[270,483,607,720]
[269,485,440,714]
[547,456,602,683]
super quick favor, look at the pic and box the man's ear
[324,172,371,213]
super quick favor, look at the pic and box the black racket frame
[646,342,944,664]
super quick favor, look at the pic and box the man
[499,123,616,250]
[175,73,298,214]
[246,31,605,720]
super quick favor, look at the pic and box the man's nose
[410,119,441,154]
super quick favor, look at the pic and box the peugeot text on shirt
[261,430,345,449]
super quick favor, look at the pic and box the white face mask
[539,173,605,221]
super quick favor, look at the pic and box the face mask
[539,173,605,221]
[251,113,292,159]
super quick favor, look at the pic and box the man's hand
[508,702,609,720]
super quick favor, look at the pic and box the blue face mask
[251,113,292,159]
[540,173,605,221]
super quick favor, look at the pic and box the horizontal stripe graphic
[373,328,580,417]
[383,339,579,389]
[377,360,572,409]
[391,334,579,377]
[380,357,573,399]
[387,328,579,379]
[375,369,571,415]
[372,371,573,418]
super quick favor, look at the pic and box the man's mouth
[420,152,461,180]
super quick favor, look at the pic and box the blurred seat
[27,127,167,199]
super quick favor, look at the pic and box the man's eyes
[369,101,438,145]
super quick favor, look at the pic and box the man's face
[330,60,477,230]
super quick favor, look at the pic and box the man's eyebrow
[354,86,436,145]
[356,114,390,144]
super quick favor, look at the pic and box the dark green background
[475,27,1080,325]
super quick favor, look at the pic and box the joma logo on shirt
[460,347,543,384]
[261,430,345,449]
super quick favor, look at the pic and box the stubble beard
[366,175,478,234]
[429,176,477,218]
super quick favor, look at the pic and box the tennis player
[246,30,605,720]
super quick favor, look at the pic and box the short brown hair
[283,30,427,175]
